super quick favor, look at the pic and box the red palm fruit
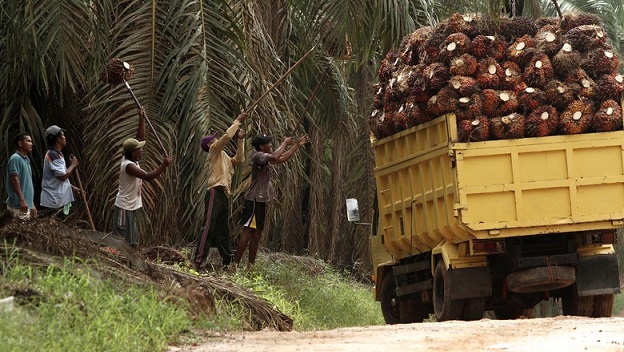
[458,116,490,142]
[592,100,623,132]
[449,75,480,97]
[476,58,504,89]
[481,89,499,117]
[536,17,560,27]
[372,83,384,109]
[518,87,546,113]
[370,110,390,139]
[405,97,429,126]
[565,25,607,53]
[397,26,434,65]
[507,17,539,38]
[581,47,620,79]
[501,61,524,92]
[498,91,519,116]
[457,119,473,142]
[384,77,405,103]
[561,12,602,31]
[449,54,478,76]
[393,107,409,132]
[545,80,577,110]
[404,64,429,102]
[596,73,624,101]
[565,68,596,100]
[447,13,482,38]
[470,35,506,60]
[551,43,581,78]
[419,29,447,65]
[507,35,536,68]
[424,62,451,93]
[525,105,559,137]
[490,113,525,140]
[426,95,443,118]
[559,99,594,135]
[455,95,483,121]
[523,53,555,89]
[427,88,458,118]
[535,25,563,56]
[439,33,472,64]
[378,48,400,83]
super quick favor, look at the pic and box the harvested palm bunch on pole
[104,58,168,156]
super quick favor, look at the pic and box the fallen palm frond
[0,218,292,331]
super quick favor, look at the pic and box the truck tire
[592,294,614,317]
[506,266,575,293]
[380,273,400,324]
[400,299,433,323]
[433,260,464,321]
[461,297,485,321]
[493,305,533,320]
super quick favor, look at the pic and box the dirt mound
[0,218,292,331]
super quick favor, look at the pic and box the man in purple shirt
[234,133,309,266]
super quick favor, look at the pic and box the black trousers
[193,187,233,266]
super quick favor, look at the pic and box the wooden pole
[243,45,317,114]
[74,168,96,231]
[122,80,168,156]
[291,71,327,137]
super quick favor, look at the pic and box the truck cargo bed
[374,112,624,257]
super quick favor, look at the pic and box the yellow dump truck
[369,111,622,323]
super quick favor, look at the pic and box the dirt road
[173,316,624,352]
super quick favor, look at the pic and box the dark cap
[251,134,272,148]
[45,125,66,138]
[200,134,218,152]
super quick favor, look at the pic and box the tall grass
[231,256,385,330]
[0,249,191,352]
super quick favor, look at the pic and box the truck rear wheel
[433,260,464,321]
[592,295,614,317]
[562,286,614,317]
[380,273,400,324]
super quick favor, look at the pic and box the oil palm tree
[1,0,621,271]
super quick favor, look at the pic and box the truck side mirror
[346,198,361,222]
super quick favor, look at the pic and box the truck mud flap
[576,254,621,296]
[448,266,492,300]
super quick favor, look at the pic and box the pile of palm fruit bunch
[370,12,624,142]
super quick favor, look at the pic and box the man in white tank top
[112,108,172,248]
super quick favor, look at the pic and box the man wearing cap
[112,108,172,248]
[5,132,37,220]
[192,112,247,271]
[40,125,80,218]
[234,133,309,266]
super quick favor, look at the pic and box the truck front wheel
[433,260,464,321]
[380,272,400,324]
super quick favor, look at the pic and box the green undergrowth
[614,293,624,316]
[230,255,385,330]
[0,249,191,352]
[0,243,384,351]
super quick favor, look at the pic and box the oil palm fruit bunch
[592,100,623,132]
[370,12,622,140]
[104,58,134,85]
[458,116,490,142]
[490,113,525,139]
[559,99,594,135]
[525,105,559,137]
